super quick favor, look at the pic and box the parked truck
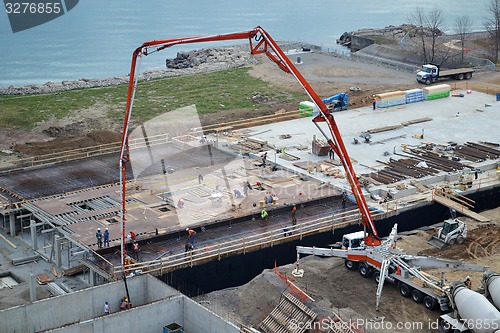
[484,271,500,311]
[416,63,474,85]
[296,224,488,313]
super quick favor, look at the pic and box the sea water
[0,0,487,87]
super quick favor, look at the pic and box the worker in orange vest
[186,228,196,246]
[372,96,376,110]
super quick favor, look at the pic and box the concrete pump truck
[119,26,499,332]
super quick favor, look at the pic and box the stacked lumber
[375,91,406,108]
[423,84,450,100]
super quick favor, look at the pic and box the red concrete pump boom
[120,26,379,265]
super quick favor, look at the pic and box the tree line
[407,0,500,65]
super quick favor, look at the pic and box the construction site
[1,27,500,333]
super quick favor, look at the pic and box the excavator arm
[120,26,378,265]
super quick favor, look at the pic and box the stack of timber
[423,84,450,100]
[375,91,406,108]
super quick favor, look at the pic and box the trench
[158,186,500,297]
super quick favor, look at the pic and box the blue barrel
[297,56,301,64]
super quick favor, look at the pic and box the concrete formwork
[0,274,239,333]
[0,275,178,333]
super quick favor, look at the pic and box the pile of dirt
[419,224,500,260]
[196,255,441,332]
[195,269,286,326]
[14,130,121,156]
[197,207,500,333]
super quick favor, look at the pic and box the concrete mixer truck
[483,271,500,311]
[438,282,500,333]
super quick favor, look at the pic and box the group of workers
[103,295,132,315]
[95,228,110,248]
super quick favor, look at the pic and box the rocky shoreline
[0,42,319,96]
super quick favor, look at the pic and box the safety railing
[112,208,385,278]
[449,81,500,96]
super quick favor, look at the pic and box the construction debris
[37,274,54,285]
[279,152,300,161]
[312,138,330,156]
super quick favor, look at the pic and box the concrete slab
[212,91,500,194]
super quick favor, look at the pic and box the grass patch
[0,67,306,129]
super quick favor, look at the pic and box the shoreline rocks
[0,42,319,96]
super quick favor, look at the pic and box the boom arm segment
[120,26,377,266]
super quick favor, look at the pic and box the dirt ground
[196,207,500,333]
[4,46,499,158]
[0,52,413,157]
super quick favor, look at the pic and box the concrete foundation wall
[0,275,178,333]
[47,296,185,333]
[183,296,240,333]
[47,294,240,333]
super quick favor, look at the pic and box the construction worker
[120,295,129,310]
[126,232,133,252]
[177,198,185,208]
[261,208,268,220]
[132,242,140,261]
[104,301,110,315]
[103,228,110,247]
[186,228,196,246]
[185,241,194,255]
[372,96,376,110]
[95,228,103,248]
[291,205,297,225]
[464,276,472,289]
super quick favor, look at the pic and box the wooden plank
[401,117,432,126]
[433,196,490,222]
[410,180,428,193]
[364,124,403,134]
